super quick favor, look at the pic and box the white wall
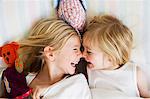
[0,0,53,45]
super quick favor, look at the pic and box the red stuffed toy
[0,42,32,99]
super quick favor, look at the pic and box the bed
[0,0,150,98]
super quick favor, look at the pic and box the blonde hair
[18,18,78,73]
[83,15,133,66]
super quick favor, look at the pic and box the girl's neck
[36,65,50,83]
[37,63,65,85]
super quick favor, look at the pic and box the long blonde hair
[83,15,133,66]
[18,18,78,73]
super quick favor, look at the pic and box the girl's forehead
[83,40,102,52]
[83,43,95,51]
[64,35,81,47]
[83,38,94,48]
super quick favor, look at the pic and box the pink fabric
[57,0,86,32]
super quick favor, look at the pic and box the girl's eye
[73,48,77,51]
[73,48,78,53]
[87,51,92,55]
[73,48,81,54]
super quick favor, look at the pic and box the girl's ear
[44,46,55,61]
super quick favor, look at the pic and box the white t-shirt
[88,61,140,99]
[26,73,91,99]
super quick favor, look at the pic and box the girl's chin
[68,71,75,75]
[68,66,76,75]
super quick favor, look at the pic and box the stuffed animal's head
[0,42,19,67]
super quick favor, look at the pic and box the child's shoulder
[123,61,139,69]
[125,61,144,78]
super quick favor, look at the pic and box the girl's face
[55,35,82,75]
[83,40,114,70]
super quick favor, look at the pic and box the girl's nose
[82,51,87,59]
[78,51,83,58]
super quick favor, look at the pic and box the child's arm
[137,66,150,98]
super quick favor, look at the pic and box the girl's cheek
[86,56,90,62]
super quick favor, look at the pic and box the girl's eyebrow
[87,48,92,50]
[73,45,81,47]
[84,45,91,50]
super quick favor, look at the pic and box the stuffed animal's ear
[10,42,20,50]
[0,47,2,57]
